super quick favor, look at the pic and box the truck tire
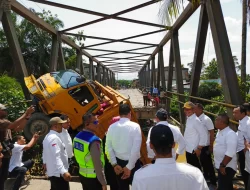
[24,113,50,143]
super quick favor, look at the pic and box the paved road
[118,89,144,108]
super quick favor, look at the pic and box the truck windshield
[51,70,83,88]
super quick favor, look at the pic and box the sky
[19,0,249,80]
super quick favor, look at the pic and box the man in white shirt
[233,105,250,189]
[60,115,73,159]
[105,104,142,190]
[146,108,185,161]
[43,117,71,190]
[132,124,209,190]
[214,113,238,190]
[8,134,39,190]
[183,101,207,170]
[194,103,217,187]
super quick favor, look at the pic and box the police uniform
[73,129,106,190]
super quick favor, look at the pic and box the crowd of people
[1,99,250,190]
[142,86,165,107]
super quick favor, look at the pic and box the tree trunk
[241,0,247,101]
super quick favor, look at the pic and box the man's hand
[193,149,201,157]
[25,106,35,118]
[209,145,213,153]
[42,164,47,174]
[121,167,131,179]
[33,133,39,141]
[102,185,107,190]
[0,153,3,168]
[114,165,123,175]
[219,166,226,175]
[63,172,71,181]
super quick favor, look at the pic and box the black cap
[150,124,174,147]
[155,108,168,119]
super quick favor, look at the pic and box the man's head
[82,113,99,132]
[215,113,229,130]
[243,103,250,116]
[0,104,7,119]
[14,135,26,145]
[233,105,247,121]
[150,124,175,157]
[119,104,131,119]
[155,108,168,122]
[194,103,204,117]
[60,115,71,130]
[183,101,195,117]
[49,117,67,133]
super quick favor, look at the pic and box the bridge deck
[118,89,144,108]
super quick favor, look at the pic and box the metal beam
[157,53,161,89]
[76,50,83,74]
[10,0,107,69]
[28,0,167,31]
[89,58,93,80]
[159,48,166,90]
[97,63,101,82]
[1,11,28,77]
[206,0,242,111]
[94,51,151,58]
[166,42,174,113]
[98,54,149,61]
[99,57,147,62]
[58,35,66,70]
[151,56,156,87]
[190,3,209,99]
[172,32,185,130]
[139,2,200,73]
[147,62,151,89]
[65,33,157,47]
[49,35,59,71]
[103,60,144,65]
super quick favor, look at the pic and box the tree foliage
[0,75,27,121]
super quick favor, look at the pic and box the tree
[201,58,219,79]
[187,61,205,75]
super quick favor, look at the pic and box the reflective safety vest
[73,131,105,178]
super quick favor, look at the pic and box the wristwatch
[220,163,226,168]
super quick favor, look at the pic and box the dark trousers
[186,151,202,170]
[105,158,119,190]
[49,176,70,190]
[116,157,141,190]
[200,146,217,185]
[0,157,10,190]
[217,167,236,190]
[143,96,147,106]
[238,149,249,188]
[79,175,102,190]
[9,160,34,190]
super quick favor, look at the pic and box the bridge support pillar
[147,62,150,89]
[58,36,66,70]
[97,63,101,82]
[166,43,174,113]
[190,3,209,99]
[76,50,84,75]
[103,66,106,86]
[151,56,156,88]
[172,31,186,132]
[1,4,29,99]
[156,54,161,89]
[159,47,166,91]
[49,34,59,72]
[206,0,242,122]
[89,58,93,80]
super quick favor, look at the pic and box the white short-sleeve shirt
[198,113,214,146]
[9,143,26,172]
[213,127,238,171]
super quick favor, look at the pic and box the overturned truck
[24,69,150,164]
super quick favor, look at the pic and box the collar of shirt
[239,116,249,125]
[187,113,196,120]
[157,121,169,126]
[218,126,230,135]
[119,117,130,122]
[198,113,205,120]
[155,158,175,165]
[49,130,60,137]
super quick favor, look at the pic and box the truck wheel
[24,113,50,143]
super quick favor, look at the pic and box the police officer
[73,113,107,190]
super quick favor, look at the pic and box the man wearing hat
[132,124,208,190]
[42,117,71,190]
[73,113,107,190]
[146,108,186,161]
[183,101,207,170]
[0,103,35,190]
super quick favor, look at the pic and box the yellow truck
[24,69,149,164]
